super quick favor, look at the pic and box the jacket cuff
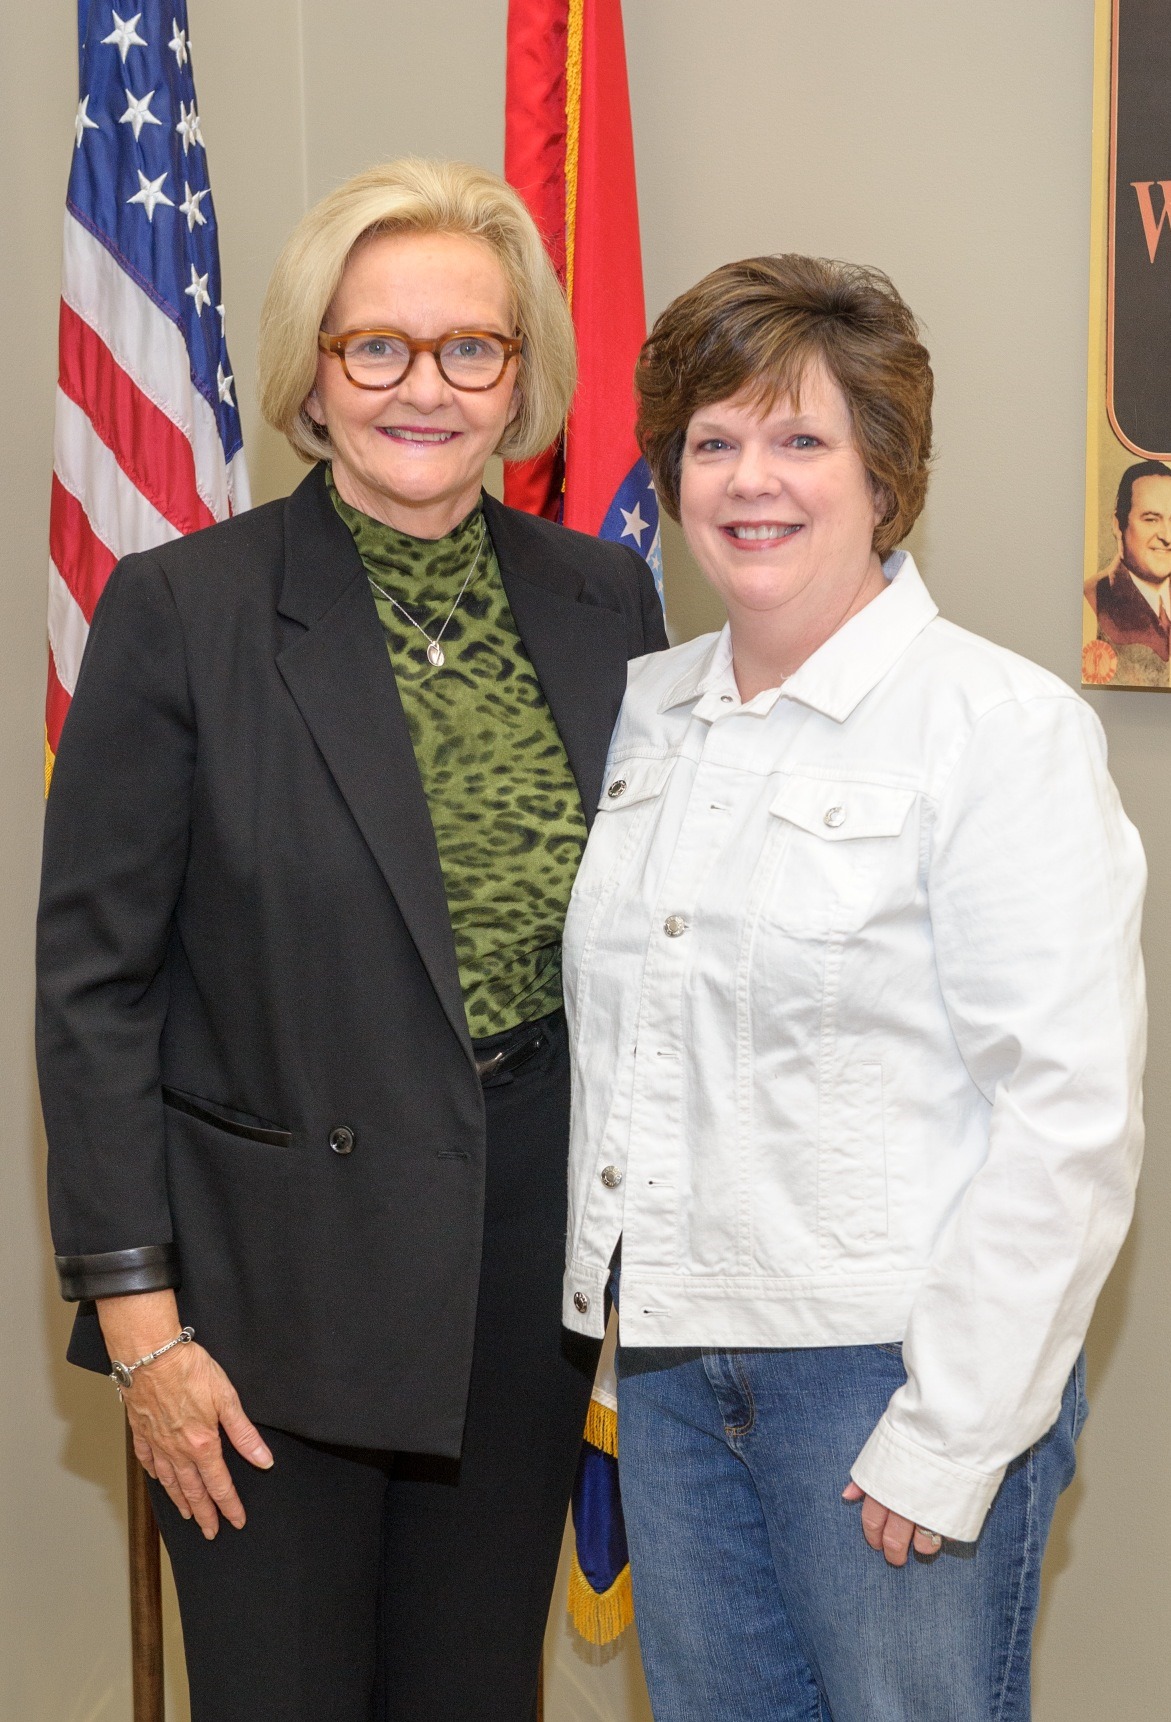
[850,1413,1005,1544]
[55,1243,179,1302]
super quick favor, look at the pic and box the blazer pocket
[162,1087,292,1147]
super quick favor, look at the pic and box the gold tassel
[564,0,584,308]
[567,1546,634,1646]
[583,1396,618,1458]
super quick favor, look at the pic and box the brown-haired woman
[38,158,665,1722]
[561,255,1145,1720]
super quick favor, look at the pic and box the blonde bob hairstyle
[258,157,576,465]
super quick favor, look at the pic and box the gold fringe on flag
[567,1545,634,1646]
[564,0,584,308]
[583,1395,618,1458]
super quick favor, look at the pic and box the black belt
[471,1011,560,1085]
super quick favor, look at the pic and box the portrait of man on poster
[1086,459,1171,682]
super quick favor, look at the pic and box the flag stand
[125,1423,164,1722]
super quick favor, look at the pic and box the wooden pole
[125,1420,165,1722]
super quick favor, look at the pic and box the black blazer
[38,463,667,1454]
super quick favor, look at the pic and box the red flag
[505,0,661,589]
[504,1,656,1649]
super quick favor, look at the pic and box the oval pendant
[426,641,445,667]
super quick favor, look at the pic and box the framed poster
[1083,0,1171,690]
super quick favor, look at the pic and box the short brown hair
[636,255,933,557]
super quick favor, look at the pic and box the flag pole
[125,1422,164,1722]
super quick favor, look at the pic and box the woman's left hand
[841,1480,942,1565]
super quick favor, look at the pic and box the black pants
[153,1016,598,1721]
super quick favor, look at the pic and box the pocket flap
[768,777,915,840]
[162,1086,292,1147]
[596,756,676,811]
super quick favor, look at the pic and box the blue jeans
[616,1344,1086,1722]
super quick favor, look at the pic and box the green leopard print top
[329,472,588,1037]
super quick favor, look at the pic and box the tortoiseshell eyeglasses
[317,328,524,392]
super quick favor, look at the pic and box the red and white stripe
[47,211,249,761]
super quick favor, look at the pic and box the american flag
[48,1,248,775]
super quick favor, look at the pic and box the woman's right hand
[97,1291,273,1539]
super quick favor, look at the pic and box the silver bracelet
[109,1326,195,1395]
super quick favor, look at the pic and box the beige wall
[2,3,1166,1717]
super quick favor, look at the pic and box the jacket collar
[277,462,367,626]
[272,467,628,1054]
[481,492,628,821]
[662,551,939,723]
[275,465,472,1056]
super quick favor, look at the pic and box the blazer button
[329,1126,355,1156]
[573,1291,590,1313]
[600,1165,624,1188]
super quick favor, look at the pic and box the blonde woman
[39,158,665,1722]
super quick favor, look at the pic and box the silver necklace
[366,520,488,667]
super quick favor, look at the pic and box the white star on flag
[126,170,174,221]
[619,500,649,548]
[168,19,189,65]
[216,303,226,334]
[185,266,211,316]
[179,182,209,230]
[102,10,148,62]
[216,364,235,406]
[74,97,99,148]
[119,89,162,141]
[175,100,204,153]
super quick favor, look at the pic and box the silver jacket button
[823,806,846,828]
[573,1291,590,1313]
[663,915,687,937]
[607,778,628,799]
[600,1165,624,1188]
[329,1126,355,1155]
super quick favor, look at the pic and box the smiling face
[1117,473,1171,584]
[306,229,520,536]
[678,359,885,667]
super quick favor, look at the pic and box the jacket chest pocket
[761,777,917,936]
[565,756,679,1004]
[572,756,678,905]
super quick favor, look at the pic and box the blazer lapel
[275,468,470,1054]
[484,495,628,826]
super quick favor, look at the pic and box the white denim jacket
[562,554,1146,1541]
